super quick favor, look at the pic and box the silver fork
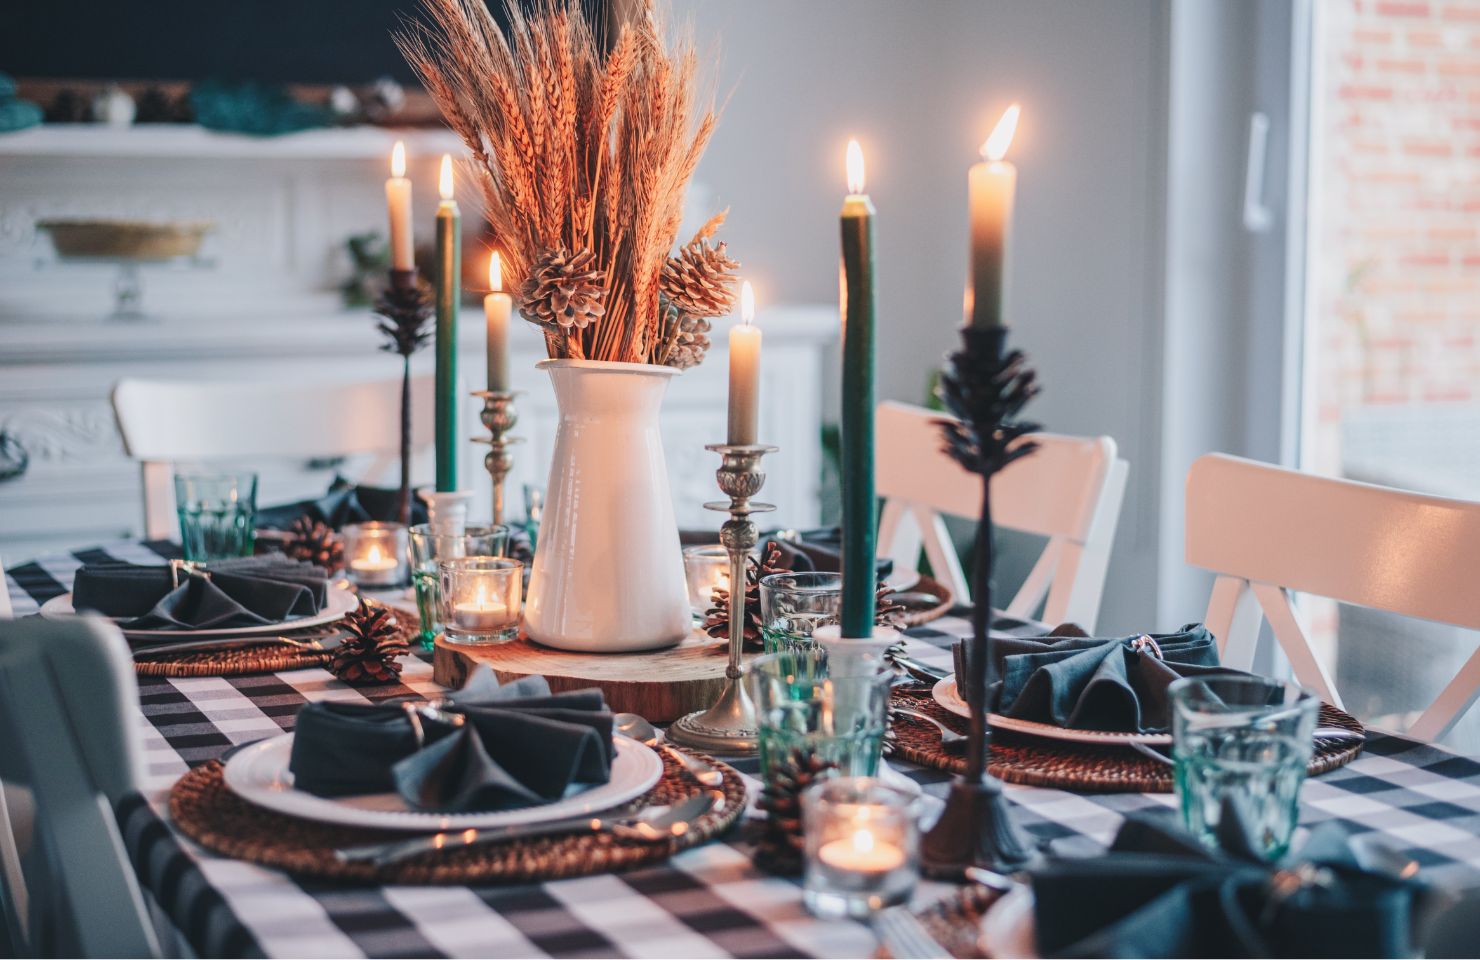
[893,708,967,753]
[874,906,951,959]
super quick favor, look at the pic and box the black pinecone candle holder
[374,268,434,527]
[920,325,1043,877]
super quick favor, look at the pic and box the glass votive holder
[802,776,919,920]
[437,556,523,645]
[409,524,510,649]
[760,571,843,653]
[342,522,409,588]
[683,544,730,618]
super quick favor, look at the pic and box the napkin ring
[168,559,212,589]
[1129,635,1164,660]
[1261,863,1335,927]
[401,699,466,749]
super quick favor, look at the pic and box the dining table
[9,538,1480,959]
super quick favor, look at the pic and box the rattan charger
[170,745,746,884]
[133,611,417,679]
[889,689,1366,792]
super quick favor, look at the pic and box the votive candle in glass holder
[437,556,523,644]
[682,544,730,618]
[343,522,409,588]
[802,777,918,920]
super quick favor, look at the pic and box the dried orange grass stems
[399,0,722,364]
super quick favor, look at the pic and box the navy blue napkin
[255,477,429,531]
[288,671,615,813]
[72,557,328,632]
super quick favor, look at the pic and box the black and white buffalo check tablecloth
[9,541,1480,958]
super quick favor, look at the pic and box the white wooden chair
[875,401,1129,632]
[1186,453,1480,742]
[0,615,158,956]
[113,375,435,540]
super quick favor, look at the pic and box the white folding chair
[0,615,158,957]
[875,401,1129,632]
[1186,453,1480,742]
[113,375,436,540]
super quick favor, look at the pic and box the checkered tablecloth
[9,541,1480,958]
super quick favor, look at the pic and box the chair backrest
[0,615,158,957]
[0,555,10,620]
[113,374,435,539]
[1187,452,1480,742]
[875,401,1129,631]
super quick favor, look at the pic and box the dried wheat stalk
[398,0,728,365]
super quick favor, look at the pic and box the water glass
[749,647,891,783]
[760,571,843,653]
[174,471,257,561]
[683,544,729,618]
[408,524,509,650]
[802,777,918,919]
[1170,675,1318,860]
[437,557,523,645]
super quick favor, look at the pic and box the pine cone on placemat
[660,238,739,318]
[284,517,344,575]
[756,747,837,876]
[519,247,606,330]
[330,602,409,686]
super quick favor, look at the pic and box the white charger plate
[222,732,664,832]
[978,884,1038,959]
[41,582,359,640]
[931,675,1173,746]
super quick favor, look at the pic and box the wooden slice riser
[433,629,750,722]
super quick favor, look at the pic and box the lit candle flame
[740,280,755,325]
[366,543,383,563]
[439,154,454,200]
[474,579,489,609]
[391,141,407,179]
[981,104,1021,162]
[851,828,876,854]
[846,139,866,194]
[489,252,503,292]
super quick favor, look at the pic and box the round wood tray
[433,628,752,722]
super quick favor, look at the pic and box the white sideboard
[0,126,837,559]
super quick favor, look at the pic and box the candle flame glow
[981,104,1021,162]
[367,543,383,563]
[439,154,454,200]
[391,141,407,178]
[489,252,503,291]
[846,139,865,194]
[741,280,755,325]
[474,580,489,608]
[851,828,876,854]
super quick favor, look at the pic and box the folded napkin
[288,671,615,812]
[255,477,429,531]
[1030,812,1439,958]
[980,624,1238,733]
[72,557,328,632]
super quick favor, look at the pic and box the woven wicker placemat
[889,689,1366,792]
[170,745,746,884]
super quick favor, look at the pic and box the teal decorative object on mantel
[0,74,42,133]
[189,80,331,136]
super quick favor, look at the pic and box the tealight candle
[803,777,918,920]
[437,556,523,645]
[682,544,730,619]
[343,522,409,588]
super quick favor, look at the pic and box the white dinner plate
[222,732,664,832]
[978,884,1038,959]
[931,675,1174,746]
[41,582,359,640]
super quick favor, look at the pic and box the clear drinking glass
[760,571,843,653]
[174,471,258,561]
[1170,675,1318,860]
[802,777,919,919]
[437,557,523,645]
[749,647,891,784]
[408,524,509,650]
[683,544,730,618]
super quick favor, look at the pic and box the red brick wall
[1312,0,1480,476]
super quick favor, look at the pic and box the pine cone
[703,542,788,651]
[660,239,739,318]
[373,273,434,358]
[756,747,838,876]
[284,517,344,575]
[519,247,606,330]
[330,602,409,686]
[666,313,711,370]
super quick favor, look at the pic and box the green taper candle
[434,154,461,492]
[839,139,877,639]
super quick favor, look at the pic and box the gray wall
[682,0,1174,632]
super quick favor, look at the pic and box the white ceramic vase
[524,359,691,652]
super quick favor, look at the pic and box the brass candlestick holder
[667,442,778,756]
[471,390,522,526]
